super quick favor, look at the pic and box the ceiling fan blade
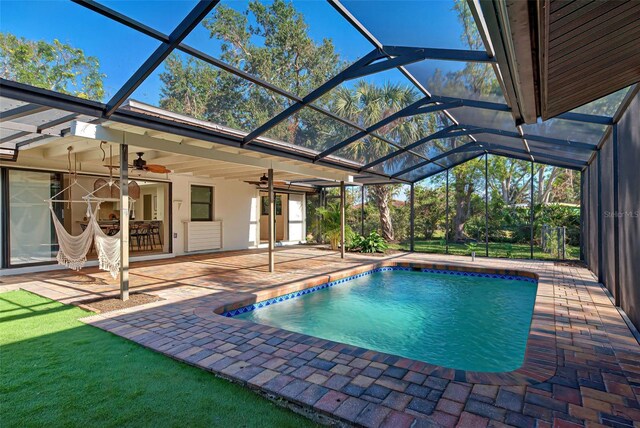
[145,164,171,174]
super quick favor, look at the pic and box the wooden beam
[202,165,262,175]
[162,159,223,169]
[206,169,270,180]
[0,104,49,122]
[169,160,230,173]
[44,139,101,158]
[1,121,38,133]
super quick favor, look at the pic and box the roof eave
[474,0,539,125]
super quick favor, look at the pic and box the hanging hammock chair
[49,202,95,271]
[48,171,139,277]
[47,148,130,278]
[90,204,121,279]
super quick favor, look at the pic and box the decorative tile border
[419,267,537,283]
[222,266,537,318]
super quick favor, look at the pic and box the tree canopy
[160,0,345,150]
[0,32,104,100]
[156,0,580,245]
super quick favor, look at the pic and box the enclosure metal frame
[597,149,603,283]
[104,0,218,116]
[445,169,449,254]
[530,161,535,259]
[612,124,621,306]
[360,185,365,236]
[409,183,415,252]
[579,170,584,262]
[0,0,617,186]
[485,153,489,257]
[0,0,627,276]
[340,181,346,259]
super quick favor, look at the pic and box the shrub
[345,228,359,251]
[350,231,388,253]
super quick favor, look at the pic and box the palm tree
[317,203,352,250]
[328,81,439,241]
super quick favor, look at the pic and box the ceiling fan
[93,145,171,200]
[99,143,171,175]
[130,152,171,174]
[244,172,289,189]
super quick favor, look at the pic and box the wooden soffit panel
[539,0,640,119]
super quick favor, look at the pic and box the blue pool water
[237,270,538,372]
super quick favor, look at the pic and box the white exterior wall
[170,174,260,254]
[0,165,311,275]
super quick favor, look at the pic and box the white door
[288,194,304,242]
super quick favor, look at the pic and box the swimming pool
[232,268,538,372]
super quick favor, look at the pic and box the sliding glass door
[3,169,171,268]
[7,169,62,266]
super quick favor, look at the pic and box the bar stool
[149,221,162,249]
[130,224,151,251]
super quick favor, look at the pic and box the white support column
[268,168,275,272]
[340,181,346,259]
[119,144,129,301]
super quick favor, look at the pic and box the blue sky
[0,0,472,105]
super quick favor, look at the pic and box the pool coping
[193,260,556,386]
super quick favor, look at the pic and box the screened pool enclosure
[0,1,639,326]
[1,0,631,179]
[307,158,582,261]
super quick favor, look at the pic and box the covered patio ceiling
[5,101,355,186]
[1,0,639,184]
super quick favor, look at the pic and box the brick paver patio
[2,247,639,427]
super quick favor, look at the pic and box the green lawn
[0,290,317,428]
[389,239,579,260]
